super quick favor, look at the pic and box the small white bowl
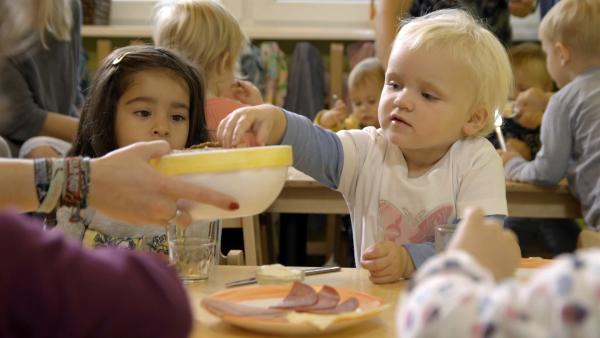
[152,145,292,220]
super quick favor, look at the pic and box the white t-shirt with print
[337,127,507,265]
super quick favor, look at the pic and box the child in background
[219,9,511,283]
[315,57,384,131]
[503,42,578,258]
[56,45,210,252]
[153,0,262,138]
[502,42,554,160]
[398,206,600,337]
[501,0,600,231]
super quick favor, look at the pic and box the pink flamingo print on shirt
[379,200,453,245]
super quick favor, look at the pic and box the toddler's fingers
[232,113,258,147]
[367,261,394,277]
[360,256,388,272]
[256,119,273,146]
[220,112,244,148]
[361,245,384,260]
[369,274,396,284]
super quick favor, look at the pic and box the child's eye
[134,110,152,118]
[171,114,187,122]
[421,92,438,101]
[368,99,377,105]
[386,81,401,90]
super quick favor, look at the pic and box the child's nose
[152,116,170,137]
[393,90,414,112]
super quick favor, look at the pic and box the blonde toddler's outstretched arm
[217,104,287,148]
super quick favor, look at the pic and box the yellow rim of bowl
[151,145,293,175]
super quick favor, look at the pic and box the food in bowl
[152,145,292,220]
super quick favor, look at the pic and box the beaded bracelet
[61,157,91,222]
[33,158,51,206]
[36,159,65,213]
[34,157,91,219]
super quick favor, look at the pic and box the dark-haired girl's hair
[69,45,208,157]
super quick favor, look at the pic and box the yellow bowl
[152,145,292,220]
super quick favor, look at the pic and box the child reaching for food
[315,57,384,131]
[53,45,229,253]
[153,0,262,138]
[218,9,511,283]
[398,206,600,337]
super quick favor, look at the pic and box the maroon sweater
[0,211,192,338]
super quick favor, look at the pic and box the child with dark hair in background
[55,45,211,253]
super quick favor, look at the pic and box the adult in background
[372,0,537,67]
[0,0,81,158]
[0,2,238,337]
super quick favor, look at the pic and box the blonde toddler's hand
[447,208,521,281]
[360,241,415,284]
[231,80,263,106]
[217,104,287,148]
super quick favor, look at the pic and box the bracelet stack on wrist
[34,157,91,222]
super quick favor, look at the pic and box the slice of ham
[310,296,360,314]
[203,282,361,319]
[202,298,288,318]
[269,281,318,309]
[294,285,340,312]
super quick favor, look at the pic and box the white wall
[109,0,539,41]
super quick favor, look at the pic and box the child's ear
[219,52,231,74]
[555,42,571,66]
[462,107,488,136]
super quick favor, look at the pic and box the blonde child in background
[501,0,600,231]
[398,207,600,337]
[502,42,579,258]
[54,45,238,252]
[153,0,262,138]
[219,9,511,283]
[315,57,384,131]
[502,42,554,160]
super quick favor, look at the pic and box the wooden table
[187,266,404,338]
[270,169,582,219]
[238,170,581,265]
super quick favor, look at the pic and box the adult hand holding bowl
[152,145,292,220]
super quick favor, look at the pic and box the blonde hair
[38,0,73,47]
[509,42,553,91]
[540,0,600,59]
[348,57,385,93]
[395,9,512,137]
[153,0,246,80]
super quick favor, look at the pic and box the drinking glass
[167,219,221,281]
[434,224,457,253]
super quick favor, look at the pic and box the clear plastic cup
[434,224,457,253]
[167,219,221,281]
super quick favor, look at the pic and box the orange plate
[202,284,386,336]
[519,258,553,269]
